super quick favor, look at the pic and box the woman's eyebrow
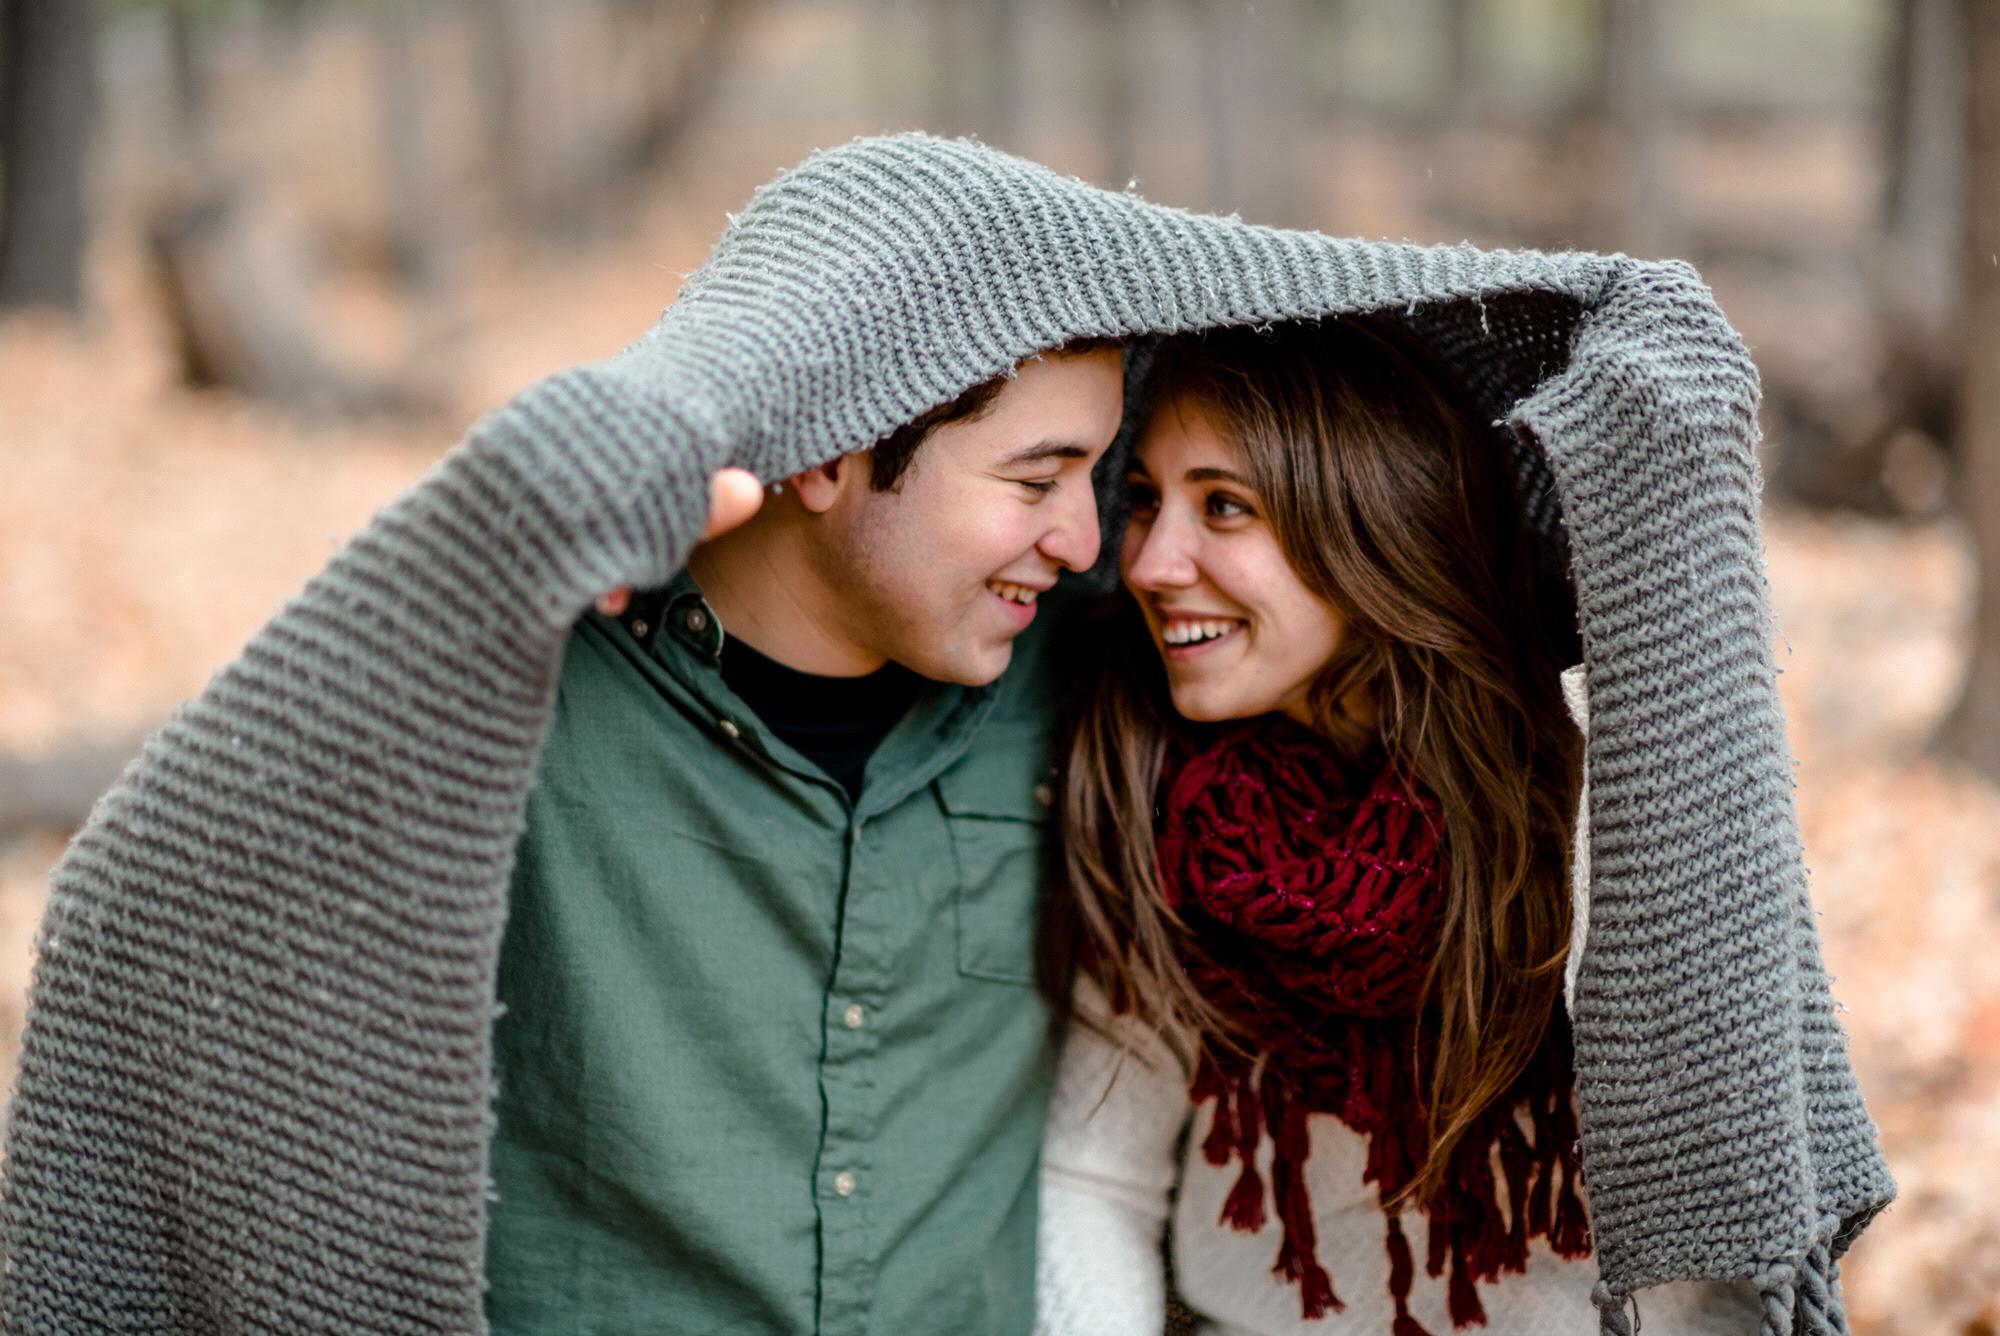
[1186,466,1249,484]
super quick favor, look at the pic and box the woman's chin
[1165,688,1257,724]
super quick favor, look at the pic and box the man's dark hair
[868,337,1121,491]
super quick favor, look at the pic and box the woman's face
[1121,396,1347,726]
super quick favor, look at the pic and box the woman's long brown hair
[1038,316,1583,1205]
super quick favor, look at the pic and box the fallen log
[0,730,152,835]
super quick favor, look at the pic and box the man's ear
[788,451,872,514]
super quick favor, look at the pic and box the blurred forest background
[3,0,1999,1329]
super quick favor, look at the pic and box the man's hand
[594,468,765,617]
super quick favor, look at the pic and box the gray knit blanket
[0,134,1891,1335]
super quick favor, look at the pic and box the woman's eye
[1206,491,1253,519]
[1125,482,1159,513]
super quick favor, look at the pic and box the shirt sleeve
[1035,979,1192,1336]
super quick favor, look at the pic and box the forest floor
[4,162,1999,1336]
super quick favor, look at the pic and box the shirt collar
[612,570,998,815]
[619,571,723,663]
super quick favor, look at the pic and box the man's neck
[685,520,886,678]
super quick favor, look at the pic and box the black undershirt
[718,634,923,803]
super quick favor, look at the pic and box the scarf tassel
[1447,1241,1488,1328]
[1548,1084,1592,1259]
[1223,1159,1268,1232]
[1164,731,1590,1329]
[1386,1214,1435,1336]
[1264,1075,1342,1319]
[1552,1157,1591,1258]
[1496,1120,1533,1274]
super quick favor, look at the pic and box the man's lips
[988,579,1046,630]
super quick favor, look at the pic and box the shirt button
[684,606,710,634]
[1033,782,1055,808]
[843,1003,865,1030]
[718,718,741,740]
[833,1171,857,1197]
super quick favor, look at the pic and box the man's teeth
[990,581,1039,606]
[1163,619,1240,645]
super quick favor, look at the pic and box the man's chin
[905,638,1014,689]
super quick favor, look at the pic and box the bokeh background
[3,0,1998,1329]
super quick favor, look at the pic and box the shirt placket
[814,808,886,1336]
[810,691,993,1334]
[621,575,993,1335]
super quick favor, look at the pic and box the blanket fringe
[1753,1241,1848,1336]
[1597,1239,1850,1336]
[1592,1282,1634,1336]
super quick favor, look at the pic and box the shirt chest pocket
[933,753,1057,986]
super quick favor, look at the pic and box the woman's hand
[594,468,765,617]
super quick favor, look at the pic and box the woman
[1035,318,1763,1335]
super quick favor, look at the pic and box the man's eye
[1018,479,1059,497]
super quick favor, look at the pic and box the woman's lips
[1159,619,1245,661]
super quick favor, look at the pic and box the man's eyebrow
[997,440,1093,467]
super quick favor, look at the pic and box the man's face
[812,348,1125,686]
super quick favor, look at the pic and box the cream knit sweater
[1034,671,1762,1336]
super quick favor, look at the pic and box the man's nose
[1040,486,1104,573]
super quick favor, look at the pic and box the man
[482,339,1125,1334]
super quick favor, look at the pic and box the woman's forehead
[1133,396,1242,467]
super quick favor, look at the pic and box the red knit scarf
[1156,719,1591,1333]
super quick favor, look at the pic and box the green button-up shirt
[485,573,1066,1335]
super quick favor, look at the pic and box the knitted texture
[1155,723,1590,1331]
[0,134,1891,1334]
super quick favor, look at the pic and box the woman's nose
[1122,514,1197,590]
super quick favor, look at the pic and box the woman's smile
[1154,611,1248,657]
[1121,398,1346,724]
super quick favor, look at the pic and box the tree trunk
[1197,0,1306,225]
[1083,0,1136,190]
[625,0,746,180]
[374,4,446,296]
[149,191,426,419]
[1439,0,1477,118]
[1936,0,2000,778]
[1592,0,1670,257]
[0,0,96,313]
[373,1,461,380]
[1765,0,1964,517]
[1871,0,1964,470]
[925,3,972,137]
[927,0,1025,146]
[1198,0,1244,216]
[982,0,1028,152]
[470,0,530,228]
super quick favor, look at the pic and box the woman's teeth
[989,581,1039,605]
[1163,619,1240,645]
